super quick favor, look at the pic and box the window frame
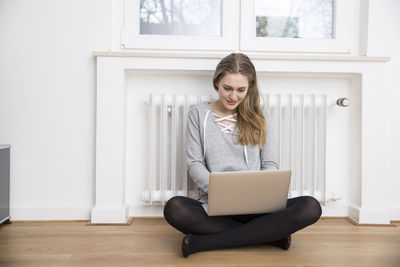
[123,0,240,51]
[240,0,356,54]
[121,0,357,54]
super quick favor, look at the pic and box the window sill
[93,51,390,62]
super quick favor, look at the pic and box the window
[139,0,222,37]
[122,0,356,53]
[255,0,334,39]
[123,0,238,50]
[240,0,355,53]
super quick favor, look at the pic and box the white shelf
[92,51,390,62]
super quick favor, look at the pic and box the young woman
[163,53,322,257]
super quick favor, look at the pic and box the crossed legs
[163,195,322,257]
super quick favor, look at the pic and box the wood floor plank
[0,218,399,267]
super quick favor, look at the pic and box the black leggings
[163,195,322,254]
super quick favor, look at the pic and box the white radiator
[143,93,327,205]
[263,94,327,203]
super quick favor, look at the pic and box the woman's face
[216,73,249,112]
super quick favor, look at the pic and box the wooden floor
[0,218,399,267]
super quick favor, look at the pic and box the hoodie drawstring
[203,110,210,158]
[244,145,248,167]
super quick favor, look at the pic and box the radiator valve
[327,192,343,202]
[336,98,350,107]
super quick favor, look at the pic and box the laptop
[207,170,291,216]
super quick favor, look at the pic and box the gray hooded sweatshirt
[186,102,279,205]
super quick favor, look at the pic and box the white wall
[366,0,400,219]
[0,0,110,219]
[0,0,399,220]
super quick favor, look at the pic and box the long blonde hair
[213,53,267,148]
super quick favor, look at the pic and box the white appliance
[0,144,11,224]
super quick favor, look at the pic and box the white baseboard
[10,204,398,223]
[10,206,91,220]
[387,206,400,221]
[348,204,360,222]
[91,206,128,223]
[348,204,391,224]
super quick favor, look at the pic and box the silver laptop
[207,170,291,216]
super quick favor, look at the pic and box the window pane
[140,0,222,36]
[255,0,334,39]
